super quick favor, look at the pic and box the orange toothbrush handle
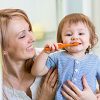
[45,42,79,51]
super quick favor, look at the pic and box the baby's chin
[66,47,84,53]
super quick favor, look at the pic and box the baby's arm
[31,42,59,76]
[31,50,49,76]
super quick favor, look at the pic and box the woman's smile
[26,45,34,52]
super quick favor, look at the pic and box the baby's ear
[85,44,91,53]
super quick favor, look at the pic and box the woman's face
[5,17,36,61]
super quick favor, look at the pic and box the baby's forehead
[64,20,85,25]
[63,21,87,28]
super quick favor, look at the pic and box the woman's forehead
[9,16,25,25]
[7,17,28,34]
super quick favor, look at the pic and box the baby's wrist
[42,49,50,55]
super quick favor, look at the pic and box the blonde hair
[0,9,33,73]
[57,13,98,53]
[0,9,32,49]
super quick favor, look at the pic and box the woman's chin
[25,50,35,58]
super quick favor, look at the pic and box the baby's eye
[79,33,85,35]
[66,34,72,36]
[65,32,72,36]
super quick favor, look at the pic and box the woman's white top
[3,77,42,100]
[3,48,43,100]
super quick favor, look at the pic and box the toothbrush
[45,42,80,51]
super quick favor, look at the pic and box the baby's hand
[44,42,59,53]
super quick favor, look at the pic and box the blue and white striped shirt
[46,51,100,100]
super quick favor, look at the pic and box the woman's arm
[61,75,97,100]
[37,68,58,100]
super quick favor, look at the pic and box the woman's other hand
[61,75,97,100]
[38,68,58,100]
[96,93,100,100]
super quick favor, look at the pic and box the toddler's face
[61,22,90,56]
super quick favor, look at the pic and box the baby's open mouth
[71,42,81,46]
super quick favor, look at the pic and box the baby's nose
[71,37,79,40]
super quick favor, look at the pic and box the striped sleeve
[46,53,58,69]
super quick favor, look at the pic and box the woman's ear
[3,50,8,55]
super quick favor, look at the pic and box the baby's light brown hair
[57,13,98,53]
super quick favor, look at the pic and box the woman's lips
[26,45,34,52]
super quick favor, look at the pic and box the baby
[32,13,100,100]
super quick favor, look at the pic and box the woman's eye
[19,35,25,38]
[19,31,26,39]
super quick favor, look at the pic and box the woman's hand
[61,75,97,100]
[96,93,100,100]
[37,68,58,100]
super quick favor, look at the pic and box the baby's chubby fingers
[53,43,59,51]
[44,42,59,52]
[49,43,59,52]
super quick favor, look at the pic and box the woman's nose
[28,32,36,43]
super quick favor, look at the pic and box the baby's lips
[71,42,81,45]
[71,42,79,46]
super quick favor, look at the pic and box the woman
[0,8,57,100]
